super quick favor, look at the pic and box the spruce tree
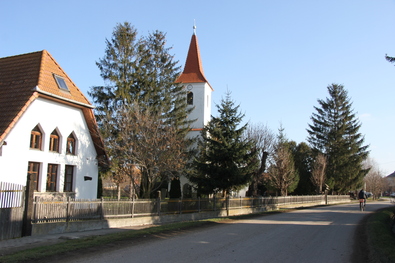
[90,23,190,127]
[190,92,259,196]
[292,142,314,195]
[90,22,193,198]
[307,83,369,193]
[169,176,181,199]
[89,22,139,117]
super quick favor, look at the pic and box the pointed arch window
[66,133,77,155]
[49,129,60,152]
[30,125,42,150]
[187,91,194,105]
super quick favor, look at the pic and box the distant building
[0,50,107,199]
[385,171,395,193]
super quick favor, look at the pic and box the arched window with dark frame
[187,91,193,105]
[49,129,60,152]
[66,133,76,155]
[30,125,42,150]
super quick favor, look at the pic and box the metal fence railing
[31,195,351,223]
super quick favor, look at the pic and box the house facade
[0,50,107,199]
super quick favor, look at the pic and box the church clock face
[187,84,193,90]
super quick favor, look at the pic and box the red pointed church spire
[176,26,213,90]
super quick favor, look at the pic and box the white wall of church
[182,82,212,197]
[187,82,212,130]
[0,97,99,199]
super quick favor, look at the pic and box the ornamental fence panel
[0,182,25,240]
[30,195,350,223]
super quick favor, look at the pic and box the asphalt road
[61,201,393,263]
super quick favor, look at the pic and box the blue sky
[1,0,394,174]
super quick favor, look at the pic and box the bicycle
[359,199,366,211]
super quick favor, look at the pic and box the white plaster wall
[203,83,212,126]
[187,82,212,129]
[0,97,98,199]
[183,82,212,195]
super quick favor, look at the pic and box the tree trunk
[117,184,121,200]
[140,170,152,199]
[129,180,134,199]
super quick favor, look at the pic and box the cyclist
[358,189,367,208]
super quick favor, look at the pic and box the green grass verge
[367,207,395,262]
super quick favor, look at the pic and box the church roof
[176,33,213,90]
[0,50,107,163]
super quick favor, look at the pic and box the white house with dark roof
[0,50,107,199]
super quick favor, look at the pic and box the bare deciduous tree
[110,172,126,200]
[363,158,385,199]
[244,123,275,196]
[266,144,298,196]
[310,153,327,194]
[101,102,189,199]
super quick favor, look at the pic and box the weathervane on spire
[193,19,197,35]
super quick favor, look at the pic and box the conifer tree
[307,83,369,193]
[189,92,259,196]
[90,22,190,127]
[292,142,314,195]
[169,176,181,199]
[90,22,193,198]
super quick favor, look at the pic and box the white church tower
[175,26,213,197]
[176,26,213,140]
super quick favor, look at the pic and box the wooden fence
[31,195,350,223]
[0,182,25,240]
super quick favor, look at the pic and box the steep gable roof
[176,34,213,90]
[0,50,107,163]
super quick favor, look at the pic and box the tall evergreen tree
[307,83,369,193]
[169,176,182,199]
[89,22,193,198]
[292,142,314,195]
[189,92,259,196]
[90,22,190,126]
